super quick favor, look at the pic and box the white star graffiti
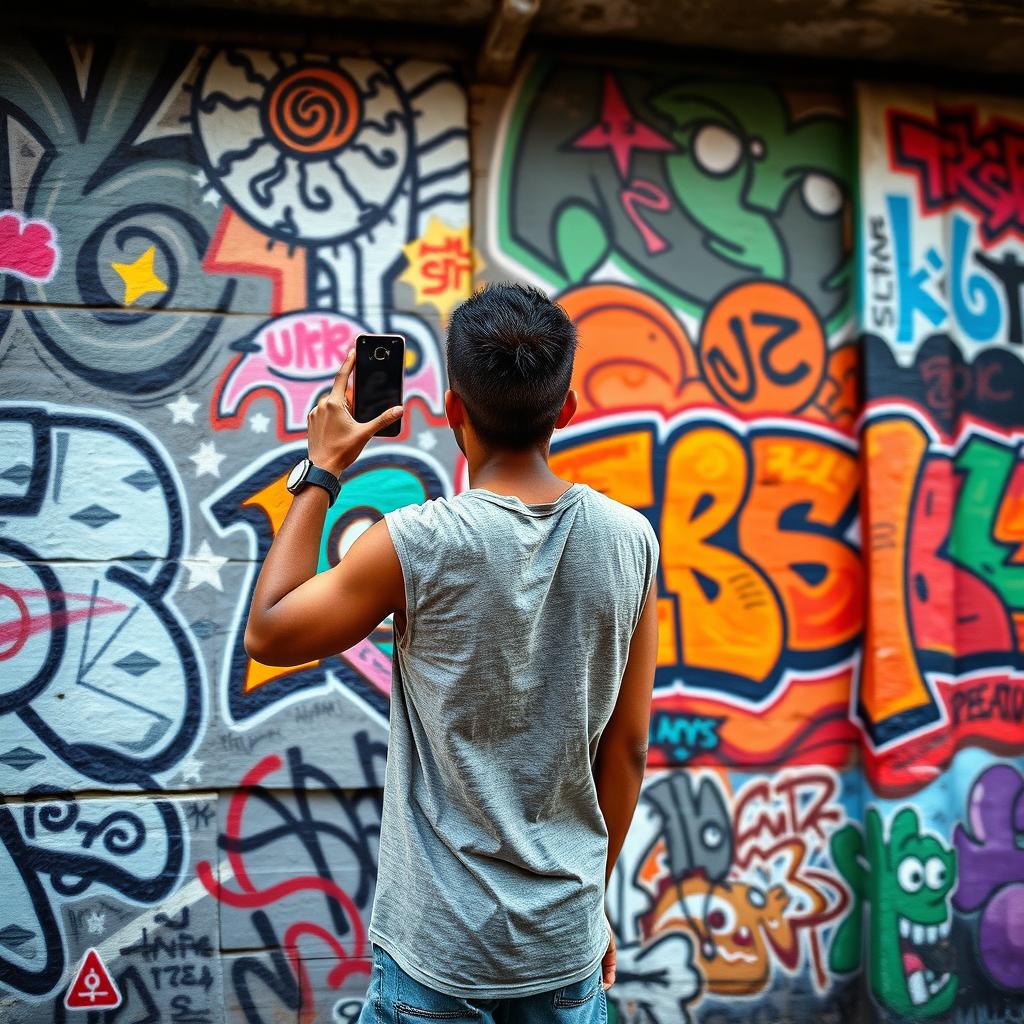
[185,539,228,592]
[189,441,225,478]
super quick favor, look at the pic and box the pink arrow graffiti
[0,584,128,660]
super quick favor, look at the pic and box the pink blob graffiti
[0,211,58,282]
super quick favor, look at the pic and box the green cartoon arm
[828,820,869,974]
[865,806,886,867]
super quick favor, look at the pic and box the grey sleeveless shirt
[369,483,659,998]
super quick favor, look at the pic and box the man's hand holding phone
[306,347,404,477]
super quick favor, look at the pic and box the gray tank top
[369,483,659,998]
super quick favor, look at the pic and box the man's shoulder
[386,494,459,529]
[580,487,658,549]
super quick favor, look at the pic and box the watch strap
[304,463,341,506]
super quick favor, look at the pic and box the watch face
[286,458,310,492]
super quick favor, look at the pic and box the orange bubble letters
[552,413,861,700]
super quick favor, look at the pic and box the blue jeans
[357,943,607,1024]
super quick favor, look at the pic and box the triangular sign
[64,948,122,1010]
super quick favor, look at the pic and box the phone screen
[354,333,405,438]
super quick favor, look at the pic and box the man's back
[242,282,660,1013]
[370,482,659,999]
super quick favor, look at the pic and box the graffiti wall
[477,61,1024,1022]
[853,81,1024,1019]
[2,34,1023,1024]
[0,33,467,1023]
[482,60,861,779]
[606,752,1024,1024]
[858,83,1024,792]
[481,58,861,771]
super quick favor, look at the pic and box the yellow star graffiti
[111,245,168,306]
[399,216,482,324]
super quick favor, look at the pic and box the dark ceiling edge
[530,32,1024,98]
[6,3,1024,98]
[6,7,478,61]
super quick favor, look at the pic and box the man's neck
[466,447,572,505]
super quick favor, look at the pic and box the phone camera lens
[374,346,389,360]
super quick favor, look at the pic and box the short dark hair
[446,283,577,448]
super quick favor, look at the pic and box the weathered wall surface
[0,35,1022,1024]
[474,59,1024,1023]
[0,35,467,1023]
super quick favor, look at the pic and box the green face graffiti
[496,62,852,326]
[829,807,958,1018]
[649,80,849,282]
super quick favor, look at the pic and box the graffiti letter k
[887,194,946,343]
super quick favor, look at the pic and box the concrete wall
[0,35,1022,1024]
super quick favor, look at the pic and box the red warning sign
[63,948,122,1010]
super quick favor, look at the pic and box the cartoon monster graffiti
[829,807,957,1017]
[651,80,849,289]
[954,762,1024,991]
[643,874,791,996]
[495,61,851,326]
[628,770,847,1003]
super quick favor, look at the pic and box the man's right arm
[594,579,659,885]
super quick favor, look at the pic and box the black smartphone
[353,333,405,438]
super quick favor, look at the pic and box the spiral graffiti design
[193,49,413,245]
[79,212,183,314]
[266,66,361,156]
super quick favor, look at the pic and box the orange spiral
[267,66,360,155]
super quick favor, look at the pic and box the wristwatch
[286,458,341,507]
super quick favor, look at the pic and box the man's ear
[554,389,578,430]
[445,389,465,429]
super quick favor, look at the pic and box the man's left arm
[243,349,406,667]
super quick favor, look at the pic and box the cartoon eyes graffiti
[689,121,844,220]
[801,173,845,218]
[898,856,925,893]
[684,894,736,936]
[897,855,948,893]
[702,822,725,849]
[746,886,767,909]
[691,123,744,177]
[924,857,948,889]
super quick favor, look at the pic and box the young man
[244,283,660,1022]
